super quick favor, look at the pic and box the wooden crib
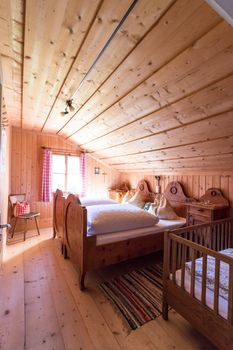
[163,217,233,350]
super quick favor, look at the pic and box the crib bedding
[174,248,233,320]
[87,203,159,235]
[185,248,233,301]
[175,268,228,319]
[94,217,186,245]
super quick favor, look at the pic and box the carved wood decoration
[2,1,233,173]
[135,179,156,202]
[199,187,229,207]
[164,181,190,217]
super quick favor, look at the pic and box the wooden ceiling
[1,0,233,173]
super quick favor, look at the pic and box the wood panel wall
[120,172,233,213]
[11,127,120,230]
[86,154,120,197]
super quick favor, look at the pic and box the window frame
[52,153,80,194]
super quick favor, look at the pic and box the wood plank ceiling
[1,0,233,173]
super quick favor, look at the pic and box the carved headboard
[135,180,156,202]
[164,181,189,218]
[135,179,189,218]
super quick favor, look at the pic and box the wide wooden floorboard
[0,228,216,350]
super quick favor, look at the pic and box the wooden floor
[0,228,217,350]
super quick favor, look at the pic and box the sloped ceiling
[1,0,233,173]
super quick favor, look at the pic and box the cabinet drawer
[189,206,212,219]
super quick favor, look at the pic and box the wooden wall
[11,127,120,230]
[86,154,120,197]
[120,172,233,213]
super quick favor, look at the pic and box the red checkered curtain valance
[41,149,52,202]
[80,152,86,197]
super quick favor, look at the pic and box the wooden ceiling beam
[69,20,233,148]
[103,136,233,164]
[78,72,233,150]
[40,0,104,132]
[22,0,103,130]
[61,0,221,138]
[91,110,233,158]
[54,0,176,135]
[110,151,233,168]
[43,0,175,134]
[113,153,233,171]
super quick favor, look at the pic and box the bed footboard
[163,217,233,349]
[53,189,65,253]
[63,194,88,290]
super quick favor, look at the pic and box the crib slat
[190,249,197,297]
[228,265,233,324]
[177,242,182,269]
[172,241,177,283]
[181,244,187,290]
[214,259,220,314]
[213,224,216,251]
[201,253,207,305]
[217,224,220,251]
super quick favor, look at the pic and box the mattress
[94,217,186,245]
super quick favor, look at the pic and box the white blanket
[87,203,159,235]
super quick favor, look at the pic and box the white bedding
[87,203,159,235]
[95,217,186,245]
[80,197,117,206]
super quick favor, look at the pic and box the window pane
[67,174,81,193]
[67,156,80,174]
[52,173,65,192]
[52,155,65,173]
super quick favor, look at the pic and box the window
[52,154,81,194]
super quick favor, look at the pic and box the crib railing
[163,217,233,323]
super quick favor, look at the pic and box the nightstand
[186,202,229,225]
[186,188,229,225]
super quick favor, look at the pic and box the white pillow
[128,191,148,208]
[157,195,178,220]
[148,203,157,215]
[122,191,133,204]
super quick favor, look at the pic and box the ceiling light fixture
[60,0,138,116]
[60,99,75,116]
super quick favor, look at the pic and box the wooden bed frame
[53,189,66,253]
[54,180,189,290]
[163,217,233,349]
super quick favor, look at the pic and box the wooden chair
[9,194,40,241]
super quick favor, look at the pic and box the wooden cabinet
[186,202,229,225]
[186,187,229,225]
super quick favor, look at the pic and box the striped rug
[99,264,164,330]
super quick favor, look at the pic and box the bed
[59,180,188,290]
[53,189,117,253]
[163,217,233,349]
